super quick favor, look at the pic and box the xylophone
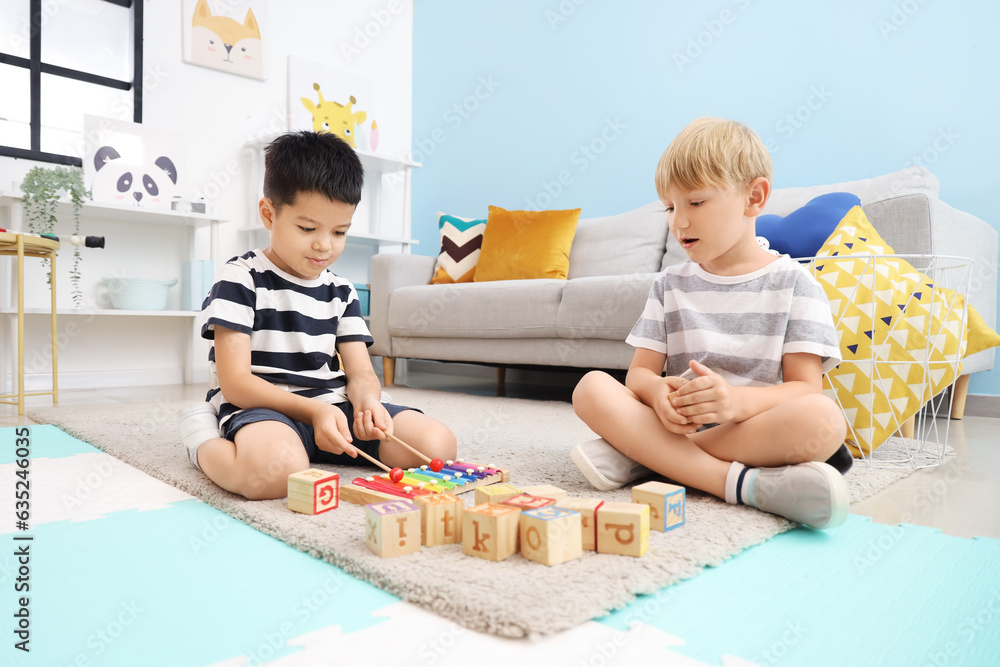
[341,459,508,505]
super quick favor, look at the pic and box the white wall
[0,0,413,392]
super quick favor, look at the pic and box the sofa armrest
[370,253,436,356]
[864,194,997,374]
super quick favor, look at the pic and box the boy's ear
[744,177,771,217]
[259,197,276,230]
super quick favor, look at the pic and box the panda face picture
[91,146,179,208]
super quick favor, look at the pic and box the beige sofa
[370,167,997,415]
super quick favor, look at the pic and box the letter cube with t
[287,469,339,515]
[414,492,463,547]
[365,500,421,558]
[556,497,604,551]
[632,481,685,532]
[474,483,522,506]
[521,506,583,566]
[596,502,650,557]
[462,503,521,561]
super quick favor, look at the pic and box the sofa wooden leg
[950,374,970,420]
[382,357,396,386]
[497,366,506,397]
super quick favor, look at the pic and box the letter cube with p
[596,502,650,557]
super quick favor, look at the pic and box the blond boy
[571,117,850,529]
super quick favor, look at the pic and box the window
[0,0,143,166]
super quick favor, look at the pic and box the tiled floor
[3,363,998,539]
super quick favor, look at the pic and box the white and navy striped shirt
[201,250,373,427]
[626,255,840,387]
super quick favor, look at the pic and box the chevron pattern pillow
[430,213,487,284]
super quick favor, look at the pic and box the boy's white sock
[724,461,754,505]
[178,403,221,471]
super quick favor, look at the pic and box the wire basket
[102,276,178,310]
[800,254,972,469]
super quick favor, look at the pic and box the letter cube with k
[462,503,521,561]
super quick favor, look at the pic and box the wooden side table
[0,231,60,415]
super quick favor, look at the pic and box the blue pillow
[756,192,861,258]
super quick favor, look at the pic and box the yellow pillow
[812,206,972,456]
[474,206,581,282]
[967,305,1000,357]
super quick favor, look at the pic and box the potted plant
[20,165,87,308]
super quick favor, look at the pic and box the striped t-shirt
[626,255,841,387]
[201,250,374,427]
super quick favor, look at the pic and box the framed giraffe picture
[182,0,267,80]
[287,56,381,154]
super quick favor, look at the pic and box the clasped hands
[654,360,741,435]
[310,398,393,457]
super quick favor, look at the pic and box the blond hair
[655,117,773,197]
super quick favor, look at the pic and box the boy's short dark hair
[263,131,364,209]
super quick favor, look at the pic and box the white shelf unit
[240,134,420,285]
[0,193,226,388]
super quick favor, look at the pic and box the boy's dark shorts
[221,401,422,466]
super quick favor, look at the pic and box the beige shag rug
[28,386,917,638]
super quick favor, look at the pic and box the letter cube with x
[365,500,421,558]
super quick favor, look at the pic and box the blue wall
[412,0,1000,396]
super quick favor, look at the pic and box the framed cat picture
[182,0,266,80]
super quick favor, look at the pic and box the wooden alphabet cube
[503,493,556,511]
[555,497,604,551]
[596,502,650,557]
[414,492,463,546]
[519,484,567,502]
[474,483,522,506]
[632,481,685,532]
[520,506,583,566]
[364,500,421,558]
[462,503,521,562]
[287,468,339,515]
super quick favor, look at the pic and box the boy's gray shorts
[222,401,421,466]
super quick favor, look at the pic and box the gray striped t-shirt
[626,256,841,387]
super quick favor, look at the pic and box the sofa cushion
[474,206,581,282]
[430,213,487,284]
[556,274,659,341]
[568,202,670,279]
[388,279,566,339]
[764,166,940,217]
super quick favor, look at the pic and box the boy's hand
[672,360,741,425]
[311,403,357,457]
[654,376,699,435]
[354,398,393,442]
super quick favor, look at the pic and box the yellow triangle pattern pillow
[812,206,968,456]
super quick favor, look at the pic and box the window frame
[0,0,143,166]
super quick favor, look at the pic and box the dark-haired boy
[179,131,456,500]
